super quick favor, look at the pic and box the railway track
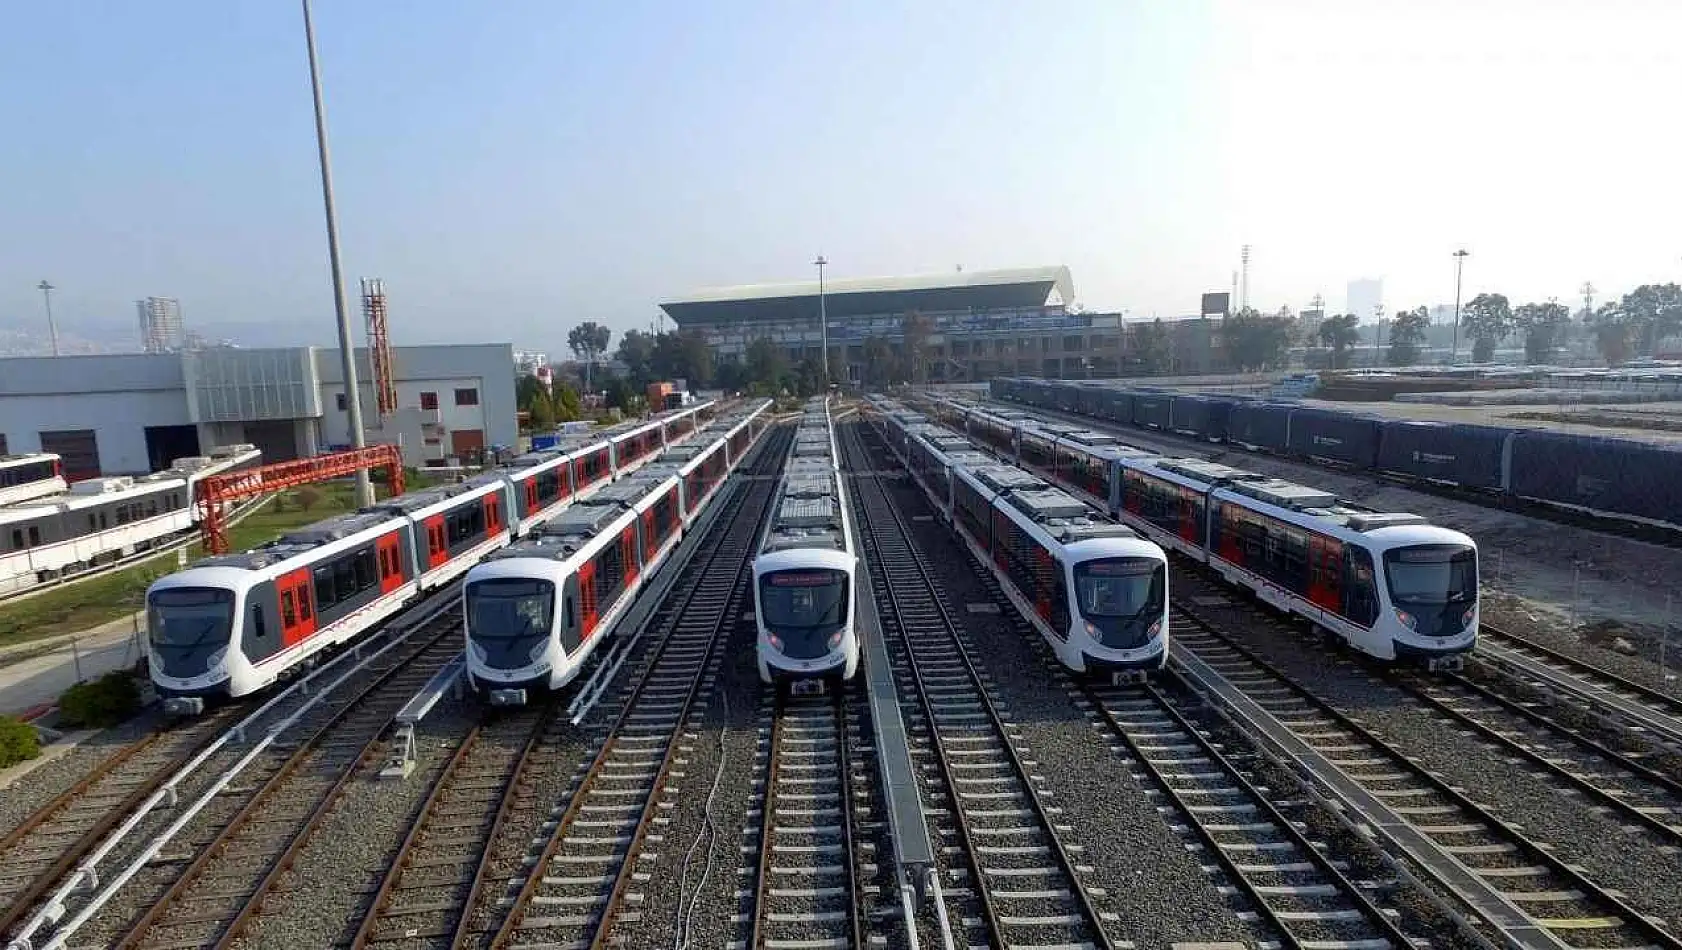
[0,710,241,936]
[743,690,868,950]
[3,598,462,950]
[1170,607,1682,950]
[1085,682,1424,950]
[108,629,466,949]
[845,429,1123,950]
[473,426,791,950]
[1477,624,1682,749]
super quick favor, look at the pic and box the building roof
[660,266,1074,326]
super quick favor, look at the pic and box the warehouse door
[144,425,201,473]
[451,428,485,463]
[38,429,99,481]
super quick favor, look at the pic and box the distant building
[1345,279,1383,323]
[0,343,516,475]
[658,266,1228,382]
[514,349,549,376]
[137,297,184,353]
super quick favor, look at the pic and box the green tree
[1317,314,1362,369]
[553,382,583,421]
[1133,319,1171,375]
[1218,308,1297,372]
[528,386,557,431]
[745,337,787,392]
[567,321,613,387]
[1616,283,1682,357]
[1513,300,1572,365]
[795,359,824,396]
[1590,301,1634,366]
[899,310,933,385]
[861,336,893,387]
[1459,293,1513,363]
[1387,306,1429,366]
[715,360,748,393]
[615,329,656,384]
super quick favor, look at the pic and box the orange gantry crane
[196,444,404,554]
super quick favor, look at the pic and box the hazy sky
[1,0,1677,354]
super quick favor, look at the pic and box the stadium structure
[659,266,1226,383]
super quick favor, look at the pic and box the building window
[335,393,348,411]
[419,391,438,411]
[454,388,479,406]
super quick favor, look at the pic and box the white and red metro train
[0,452,66,508]
[918,395,1479,666]
[145,401,722,714]
[464,400,772,704]
[868,398,1171,679]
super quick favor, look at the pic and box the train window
[1343,547,1379,627]
[8,529,20,550]
[353,550,375,591]
[148,501,158,517]
[314,566,336,610]
[88,514,97,532]
[250,603,267,639]
[281,591,296,627]
[298,586,313,621]
[334,559,357,598]
[564,595,576,629]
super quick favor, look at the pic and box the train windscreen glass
[467,579,555,669]
[1383,544,1477,635]
[1074,558,1165,648]
[147,588,235,678]
[759,569,849,659]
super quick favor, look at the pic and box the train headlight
[205,647,228,670]
[529,639,552,664]
[768,634,783,651]
[1460,606,1477,630]
[827,630,844,650]
[468,639,488,663]
[1146,619,1162,640]
[1083,619,1101,639]
[1394,608,1417,631]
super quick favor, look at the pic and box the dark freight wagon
[1376,421,1513,491]
[1131,392,1173,430]
[1508,431,1682,525]
[1286,408,1380,468]
[1098,389,1134,424]
[1227,402,1293,453]
[1075,384,1108,418]
[1170,394,1236,442]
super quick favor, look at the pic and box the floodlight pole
[815,255,829,386]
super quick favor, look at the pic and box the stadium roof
[660,266,1074,326]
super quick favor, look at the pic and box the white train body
[753,397,859,688]
[870,401,1169,677]
[918,394,1480,666]
[463,401,771,704]
[145,400,749,712]
[2,446,261,597]
[0,453,66,508]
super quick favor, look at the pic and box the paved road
[0,620,146,716]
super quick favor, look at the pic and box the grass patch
[0,474,443,651]
[0,715,41,768]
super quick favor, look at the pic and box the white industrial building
[0,343,517,478]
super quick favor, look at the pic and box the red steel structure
[361,277,399,419]
[196,445,404,554]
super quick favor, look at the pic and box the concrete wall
[0,354,191,474]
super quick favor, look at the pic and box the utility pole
[1240,245,1251,312]
[1451,249,1469,364]
[302,0,373,507]
[36,280,61,357]
[815,255,829,387]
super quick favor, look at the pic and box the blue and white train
[753,397,860,691]
[145,401,724,713]
[870,398,1171,679]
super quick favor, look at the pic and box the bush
[58,671,142,729]
[0,716,41,768]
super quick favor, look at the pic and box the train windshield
[147,588,235,678]
[759,569,849,660]
[1073,558,1165,649]
[1384,545,1477,607]
[466,579,555,670]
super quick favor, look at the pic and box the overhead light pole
[36,280,60,357]
[1451,248,1469,364]
[814,255,829,387]
[301,0,373,507]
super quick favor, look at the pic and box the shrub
[0,716,41,768]
[58,671,142,729]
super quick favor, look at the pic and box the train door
[484,493,503,536]
[523,477,539,520]
[1306,534,1343,611]
[577,560,599,642]
[559,573,583,653]
[377,532,405,595]
[621,526,640,587]
[276,567,318,649]
[423,515,448,570]
[1341,546,1378,628]
[640,507,658,563]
